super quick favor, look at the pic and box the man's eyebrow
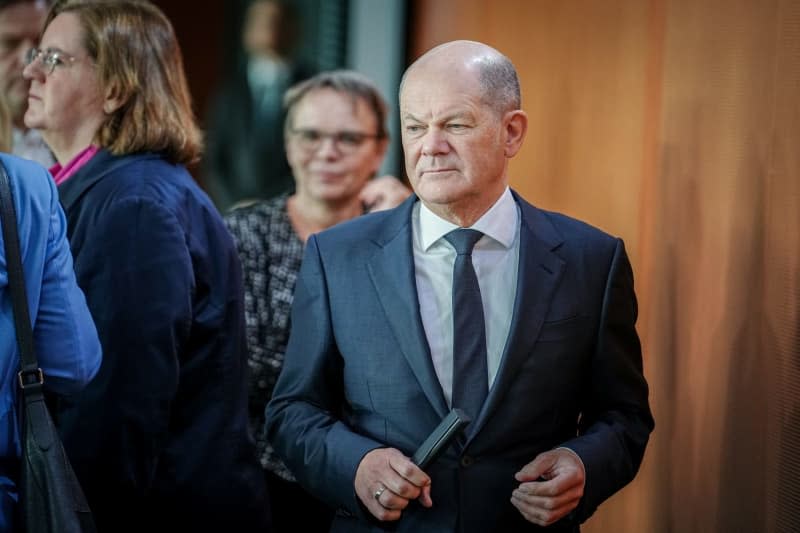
[402,111,474,123]
[441,112,474,122]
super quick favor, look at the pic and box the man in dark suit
[204,0,312,210]
[265,40,654,532]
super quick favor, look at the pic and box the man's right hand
[354,447,433,521]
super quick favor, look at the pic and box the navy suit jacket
[55,150,269,532]
[266,191,653,532]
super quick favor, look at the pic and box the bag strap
[0,160,44,394]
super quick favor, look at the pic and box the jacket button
[460,455,474,467]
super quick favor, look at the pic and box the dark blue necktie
[444,229,488,421]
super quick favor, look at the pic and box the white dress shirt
[413,187,521,406]
[247,56,291,113]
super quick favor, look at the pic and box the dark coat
[266,192,654,532]
[204,62,312,210]
[56,150,270,532]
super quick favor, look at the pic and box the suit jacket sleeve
[265,234,384,515]
[560,238,654,522]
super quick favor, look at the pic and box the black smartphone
[411,408,471,469]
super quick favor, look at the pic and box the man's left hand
[511,448,585,527]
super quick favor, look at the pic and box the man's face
[243,0,286,58]
[0,2,47,124]
[400,63,510,217]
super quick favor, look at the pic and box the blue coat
[56,150,269,532]
[266,192,654,532]
[0,154,101,531]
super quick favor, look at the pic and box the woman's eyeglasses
[290,128,381,154]
[24,47,77,75]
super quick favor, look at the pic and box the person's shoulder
[107,152,188,183]
[514,192,616,242]
[317,200,411,246]
[542,209,617,242]
[82,153,224,232]
[225,195,286,221]
[0,153,56,207]
[0,153,53,189]
[224,195,287,238]
[99,153,201,204]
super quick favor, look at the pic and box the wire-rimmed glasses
[24,47,77,75]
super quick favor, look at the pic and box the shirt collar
[419,187,518,251]
[49,145,100,186]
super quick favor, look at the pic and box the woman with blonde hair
[23,1,269,530]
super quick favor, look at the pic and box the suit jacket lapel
[366,196,449,418]
[467,193,566,441]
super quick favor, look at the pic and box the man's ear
[503,109,528,158]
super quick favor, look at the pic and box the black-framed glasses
[24,47,77,75]
[290,128,381,154]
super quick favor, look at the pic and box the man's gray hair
[399,42,521,116]
[475,53,521,114]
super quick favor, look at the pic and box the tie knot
[444,228,483,255]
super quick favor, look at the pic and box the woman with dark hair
[22,1,269,531]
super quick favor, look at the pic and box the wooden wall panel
[156,0,227,186]
[649,1,780,530]
[410,0,654,273]
[410,3,657,531]
[410,1,800,531]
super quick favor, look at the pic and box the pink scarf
[49,145,100,186]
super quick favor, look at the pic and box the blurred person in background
[224,69,410,533]
[22,1,269,531]
[0,151,101,532]
[205,0,313,211]
[0,0,53,165]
